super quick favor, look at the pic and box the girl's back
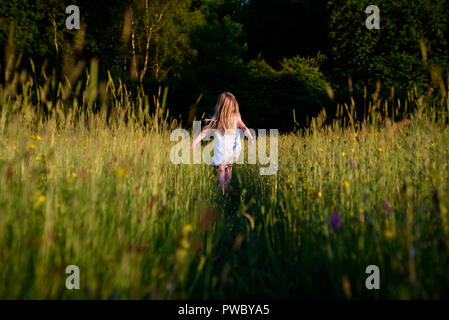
[190,91,254,193]
[212,115,241,166]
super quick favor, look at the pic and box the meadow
[1,61,449,299]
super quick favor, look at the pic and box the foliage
[328,0,449,100]
[237,55,330,130]
[1,63,449,298]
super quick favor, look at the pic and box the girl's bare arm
[236,114,254,142]
[191,127,210,149]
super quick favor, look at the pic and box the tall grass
[1,51,449,299]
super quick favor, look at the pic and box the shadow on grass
[192,165,304,299]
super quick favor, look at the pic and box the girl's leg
[225,165,232,188]
[216,165,226,191]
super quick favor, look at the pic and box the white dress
[212,118,242,166]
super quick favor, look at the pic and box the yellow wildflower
[116,167,127,177]
[37,195,46,204]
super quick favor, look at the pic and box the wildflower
[318,191,322,198]
[29,143,36,150]
[363,179,368,184]
[184,224,193,233]
[330,213,342,230]
[341,152,346,157]
[72,172,77,177]
[37,195,46,204]
[89,169,94,173]
[36,136,42,141]
[35,156,41,161]
[116,167,127,177]
[273,165,278,174]
[384,230,393,239]
[354,132,358,137]
[344,181,349,189]
[417,152,422,158]
[349,158,356,169]
[378,147,383,152]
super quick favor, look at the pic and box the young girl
[191,92,255,192]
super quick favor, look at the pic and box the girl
[191,92,255,192]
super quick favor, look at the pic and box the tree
[328,0,449,100]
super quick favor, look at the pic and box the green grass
[1,61,449,299]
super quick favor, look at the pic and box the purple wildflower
[273,165,279,174]
[350,158,356,169]
[330,212,342,230]
[384,200,392,219]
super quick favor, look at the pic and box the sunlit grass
[1,60,449,299]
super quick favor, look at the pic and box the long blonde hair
[205,92,240,134]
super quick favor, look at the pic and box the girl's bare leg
[217,165,226,191]
[225,165,232,189]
